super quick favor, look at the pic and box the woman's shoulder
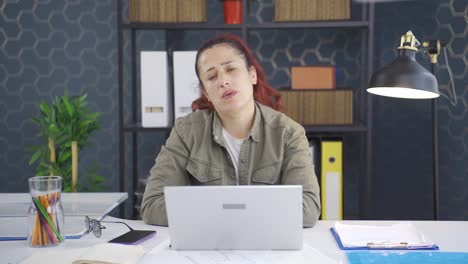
[173,110,212,135]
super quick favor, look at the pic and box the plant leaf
[29,150,42,165]
[62,96,73,117]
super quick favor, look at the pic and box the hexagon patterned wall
[372,0,467,220]
[0,0,119,194]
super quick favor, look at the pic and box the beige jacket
[141,103,321,227]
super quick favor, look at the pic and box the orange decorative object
[224,0,242,24]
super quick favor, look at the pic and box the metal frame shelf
[122,21,368,30]
[117,0,374,219]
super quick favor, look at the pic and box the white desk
[0,193,128,217]
[2,218,468,264]
[0,192,128,239]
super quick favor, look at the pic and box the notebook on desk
[164,185,303,250]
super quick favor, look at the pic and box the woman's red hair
[192,34,281,111]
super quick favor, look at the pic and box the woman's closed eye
[207,74,217,81]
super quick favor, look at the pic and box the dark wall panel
[371,0,467,220]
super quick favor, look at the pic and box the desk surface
[0,192,128,217]
[2,218,468,264]
[0,192,128,239]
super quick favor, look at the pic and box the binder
[140,51,171,127]
[309,141,315,166]
[173,51,200,120]
[321,141,342,220]
[330,222,439,250]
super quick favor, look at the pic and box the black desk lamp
[367,31,456,220]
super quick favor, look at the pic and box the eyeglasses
[84,216,134,238]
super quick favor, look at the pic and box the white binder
[173,51,200,119]
[140,51,171,127]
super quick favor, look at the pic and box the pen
[367,242,409,249]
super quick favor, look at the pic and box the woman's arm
[140,125,191,226]
[281,125,321,227]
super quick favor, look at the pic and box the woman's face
[197,44,257,115]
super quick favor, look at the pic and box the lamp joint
[422,40,442,64]
[397,31,419,51]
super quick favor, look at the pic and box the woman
[141,34,321,227]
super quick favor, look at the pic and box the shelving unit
[117,0,374,219]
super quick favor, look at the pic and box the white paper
[140,241,338,264]
[334,222,435,247]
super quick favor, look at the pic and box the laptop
[164,185,303,250]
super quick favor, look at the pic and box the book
[21,243,145,264]
[331,222,439,250]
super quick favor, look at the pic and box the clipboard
[330,228,439,250]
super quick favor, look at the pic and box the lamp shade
[367,49,439,99]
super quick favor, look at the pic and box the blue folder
[330,228,439,250]
[346,251,468,264]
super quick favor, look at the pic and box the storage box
[275,0,350,22]
[177,0,207,22]
[173,51,200,119]
[291,66,336,89]
[140,51,172,127]
[280,90,353,125]
[129,0,206,23]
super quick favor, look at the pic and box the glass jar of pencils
[27,176,65,247]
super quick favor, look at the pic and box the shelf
[124,123,366,133]
[303,124,367,133]
[122,23,242,30]
[248,21,369,29]
[123,123,172,132]
[122,21,369,30]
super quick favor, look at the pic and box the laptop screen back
[164,185,303,250]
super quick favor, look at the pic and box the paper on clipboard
[331,222,438,250]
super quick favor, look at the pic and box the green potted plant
[29,94,105,192]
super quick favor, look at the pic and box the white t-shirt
[222,128,245,184]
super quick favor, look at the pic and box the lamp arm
[441,46,457,106]
[422,41,457,106]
